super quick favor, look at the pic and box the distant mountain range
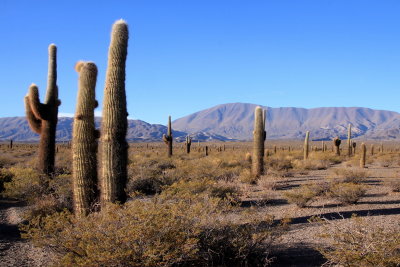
[2,103,400,142]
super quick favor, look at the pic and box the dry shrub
[317,216,400,266]
[239,169,258,184]
[0,155,18,168]
[21,191,284,266]
[310,152,342,164]
[292,159,330,170]
[283,184,318,208]
[163,178,241,204]
[327,183,366,205]
[330,168,368,184]
[0,168,13,192]
[266,155,293,172]
[2,167,42,201]
[387,178,400,192]
[257,175,285,190]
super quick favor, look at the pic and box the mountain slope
[172,103,400,140]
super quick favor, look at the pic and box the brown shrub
[317,216,400,266]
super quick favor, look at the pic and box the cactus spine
[252,106,266,177]
[100,20,129,205]
[73,62,99,216]
[333,137,341,156]
[185,135,192,154]
[347,124,352,156]
[360,142,366,168]
[304,131,310,160]
[162,116,173,157]
[24,44,60,175]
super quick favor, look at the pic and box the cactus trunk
[360,142,366,168]
[24,44,59,175]
[304,131,310,160]
[100,20,129,206]
[333,137,341,156]
[252,106,266,177]
[347,124,352,156]
[162,116,173,157]
[72,62,99,216]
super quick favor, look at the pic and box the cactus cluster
[24,20,130,216]
[24,44,60,175]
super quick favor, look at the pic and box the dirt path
[0,198,51,267]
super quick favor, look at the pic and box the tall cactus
[252,106,266,177]
[72,62,99,216]
[347,124,352,156]
[100,20,129,205]
[370,144,374,155]
[162,116,173,157]
[304,131,310,160]
[185,135,192,154]
[333,137,341,156]
[24,44,60,175]
[360,142,366,168]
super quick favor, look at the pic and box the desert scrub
[162,178,241,204]
[317,216,400,266]
[327,182,366,205]
[21,191,283,266]
[292,159,329,170]
[127,159,177,195]
[257,174,286,190]
[0,168,13,192]
[386,177,400,192]
[330,168,368,184]
[283,183,326,208]
[2,167,42,201]
[309,152,342,165]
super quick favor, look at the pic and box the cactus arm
[27,84,46,120]
[24,96,42,134]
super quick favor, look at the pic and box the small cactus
[347,124,352,156]
[304,131,310,160]
[352,142,357,154]
[100,20,129,206]
[24,44,60,175]
[72,61,99,216]
[252,106,266,177]
[245,152,252,163]
[185,135,192,154]
[162,116,173,157]
[360,142,366,168]
[333,137,341,156]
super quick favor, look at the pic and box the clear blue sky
[1,0,400,124]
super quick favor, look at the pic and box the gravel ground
[0,199,53,267]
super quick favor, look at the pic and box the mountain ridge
[2,103,400,142]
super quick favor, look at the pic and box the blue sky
[1,0,400,124]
